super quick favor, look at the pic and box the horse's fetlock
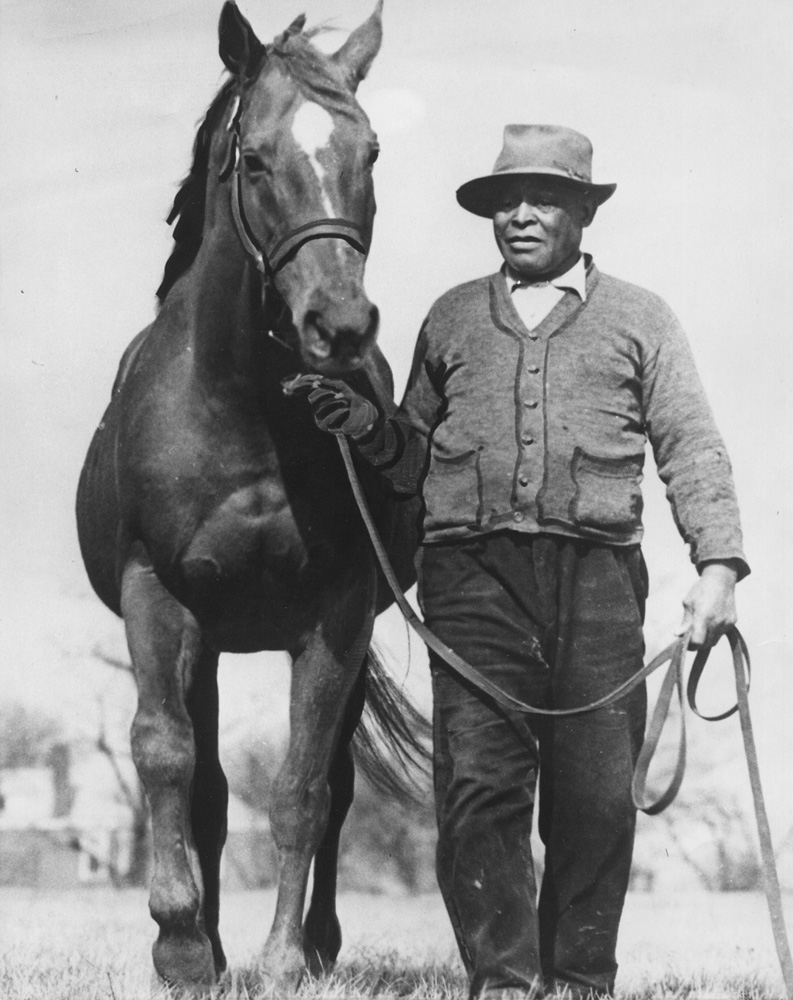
[150,878,201,932]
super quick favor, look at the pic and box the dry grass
[0,887,790,999]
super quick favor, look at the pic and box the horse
[76,2,423,993]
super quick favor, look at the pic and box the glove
[282,374,380,439]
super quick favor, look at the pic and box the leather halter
[221,94,371,278]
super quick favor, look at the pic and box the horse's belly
[76,400,129,614]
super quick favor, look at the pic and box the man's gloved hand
[282,374,380,439]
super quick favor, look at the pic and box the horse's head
[216,1,383,374]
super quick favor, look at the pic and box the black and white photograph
[1,1,791,997]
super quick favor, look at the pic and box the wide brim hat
[456,124,617,218]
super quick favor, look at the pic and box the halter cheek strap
[221,95,371,277]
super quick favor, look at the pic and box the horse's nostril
[302,298,378,370]
[304,312,333,358]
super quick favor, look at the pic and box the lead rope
[335,433,793,997]
[729,634,793,997]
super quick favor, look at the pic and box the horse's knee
[131,709,195,791]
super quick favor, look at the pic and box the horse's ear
[219,2,265,78]
[331,0,383,92]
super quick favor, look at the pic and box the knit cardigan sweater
[361,259,748,577]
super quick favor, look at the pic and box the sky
[1,0,792,828]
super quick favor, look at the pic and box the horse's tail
[352,643,432,802]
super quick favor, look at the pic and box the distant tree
[225,731,284,817]
[92,649,151,887]
[0,702,63,768]
[633,688,762,891]
[661,789,762,891]
[340,772,437,893]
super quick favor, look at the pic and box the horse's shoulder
[112,324,155,397]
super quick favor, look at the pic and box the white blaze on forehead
[292,101,335,154]
[292,101,336,215]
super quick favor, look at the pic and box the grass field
[0,886,790,999]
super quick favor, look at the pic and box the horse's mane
[155,77,237,303]
[156,27,352,305]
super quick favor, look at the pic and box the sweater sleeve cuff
[353,417,403,467]
[696,555,750,582]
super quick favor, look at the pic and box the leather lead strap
[723,632,793,998]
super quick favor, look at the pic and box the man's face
[492,178,596,281]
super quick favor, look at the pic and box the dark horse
[76,2,421,993]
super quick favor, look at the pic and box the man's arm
[641,300,748,647]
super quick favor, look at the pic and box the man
[286,125,748,999]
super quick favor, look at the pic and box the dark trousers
[418,533,648,999]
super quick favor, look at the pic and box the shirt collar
[505,254,588,302]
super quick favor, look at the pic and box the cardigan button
[521,434,535,446]
[513,511,525,522]
[524,400,539,409]
[519,475,529,487]
[527,364,540,374]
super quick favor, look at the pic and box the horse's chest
[177,469,353,595]
[180,480,304,583]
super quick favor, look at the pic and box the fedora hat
[456,124,616,218]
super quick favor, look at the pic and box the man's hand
[282,374,380,439]
[676,561,739,649]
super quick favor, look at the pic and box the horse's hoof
[150,969,223,999]
[150,970,225,1000]
[303,944,334,979]
[257,944,306,998]
[257,976,302,999]
[302,911,341,978]
[151,931,219,997]
[302,935,340,978]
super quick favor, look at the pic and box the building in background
[0,745,275,889]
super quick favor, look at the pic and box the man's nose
[511,200,537,225]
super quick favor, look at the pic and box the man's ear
[580,197,598,228]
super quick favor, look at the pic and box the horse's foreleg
[121,544,216,993]
[302,668,366,976]
[186,649,228,976]
[259,558,376,994]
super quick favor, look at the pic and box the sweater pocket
[427,447,486,530]
[568,448,644,532]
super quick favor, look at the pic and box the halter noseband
[221,95,371,278]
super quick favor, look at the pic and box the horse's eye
[242,151,268,176]
[368,147,380,167]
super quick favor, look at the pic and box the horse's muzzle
[301,291,379,373]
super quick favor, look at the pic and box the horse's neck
[185,216,269,383]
